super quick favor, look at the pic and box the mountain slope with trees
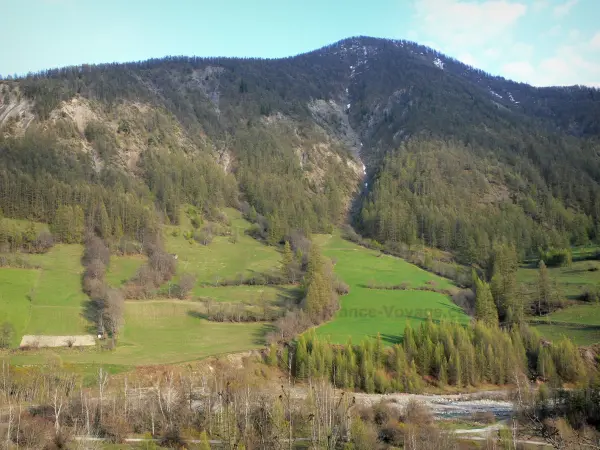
[1,35,600,265]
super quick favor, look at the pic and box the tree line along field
[530,303,600,346]
[517,258,600,300]
[1,209,476,367]
[0,209,303,367]
[517,248,600,346]
[3,208,597,368]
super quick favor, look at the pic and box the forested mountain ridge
[1,36,600,265]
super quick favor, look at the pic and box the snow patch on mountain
[508,92,519,104]
[489,89,503,99]
[433,57,444,70]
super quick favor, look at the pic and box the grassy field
[540,303,600,326]
[25,245,90,335]
[7,301,268,366]
[529,303,600,346]
[518,260,600,299]
[531,323,600,346]
[194,285,301,304]
[312,233,469,345]
[0,268,40,346]
[314,233,454,290]
[519,257,600,345]
[165,208,281,286]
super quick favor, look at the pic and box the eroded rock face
[0,84,35,134]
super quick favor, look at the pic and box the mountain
[1,36,600,266]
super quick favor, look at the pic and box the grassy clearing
[540,303,600,326]
[531,323,600,346]
[0,245,89,343]
[313,233,468,345]
[7,301,268,366]
[518,260,600,299]
[25,245,89,335]
[315,289,468,345]
[0,218,49,233]
[529,303,600,345]
[165,208,281,286]
[106,255,145,287]
[519,252,600,345]
[313,233,454,290]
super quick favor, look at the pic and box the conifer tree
[97,201,111,239]
[417,337,433,376]
[345,340,356,389]
[374,333,384,369]
[490,243,519,321]
[537,346,557,382]
[433,342,445,380]
[267,343,278,366]
[448,350,462,386]
[295,336,308,379]
[403,322,417,364]
[281,240,294,281]
[475,277,498,326]
[393,344,407,377]
[536,260,552,316]
[438,357,448,386]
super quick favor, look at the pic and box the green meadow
[105,255,145,287]
[313,233,469,345]
[165,208,281,286]
[0,245,90,342]
[518,259,600,299]
[8,301,268,366]
[194,285,301,304]
[1,210,282,367]
[531,323,600,346]
[518,255,600,345]
[0,268,40,346]
[530,303,600,346]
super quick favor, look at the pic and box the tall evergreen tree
[474,277,499,326]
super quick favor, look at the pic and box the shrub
[175,273,196,299]
[334,278,350,295]
[193,228,213,246]
[0,322,15,348]
[402,399,433,425]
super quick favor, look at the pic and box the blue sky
[1,0,599,86]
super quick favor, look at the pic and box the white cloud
[504,43,600,86]
[553,0,578,18]
[458,52,479,66]
[502,61,535,80]
[408,0,598,87]
[411,0,527,52]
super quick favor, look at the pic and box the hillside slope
[1,36,600,263]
